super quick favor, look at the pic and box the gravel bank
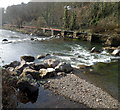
[47,74,118,108]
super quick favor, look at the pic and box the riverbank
[46,73,118,108]
[2,54,119,108]
[2,25,120,47]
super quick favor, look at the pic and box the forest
[2,2,120,34]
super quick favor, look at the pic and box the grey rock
[20,55,35,62]
[44,59,60,68]
[55,62,73,73]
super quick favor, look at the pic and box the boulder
[55,62,73,73]
[17,79,39,103]
[111,49,120,56]
[32,63,46,71]
[30,38,34,40]
[39,68,55,78]
[57,72,66,76]
[2,39,8,41]
[44,59,60,68]
[37,55,46,59]
[90,47,96,53]
[105,37,120,47]
[103,47,116,53]
[20,68,40,80]
[9,61,20,68]
[90,47,101,53]
[15,62,30,75]
[20,56,35,62]
[2,61,20,69]
[37,54,50,59]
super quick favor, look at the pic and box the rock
[9,61,20,68]
[20,68,40,80]
[44,59,60,68]
[32,63,46,71]
[105,36,120,47]
[77,65,92,69]
[103,47,116,53]
[111,49,120,56]
[15,62,30,75]
[55,62,73,73]
[37,54,46,59]
[20,56,35,62]
[2,39,8,41]
[3,61,20,69]
[90,47,101,53]
[39,68,56,78]
[90,47,96,53]
[17,79,39,103]
[30,38,34,40]
[57,72,66,76]
[37,53,50,59]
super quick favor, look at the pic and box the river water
[0,29,119,107]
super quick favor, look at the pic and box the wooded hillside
[3,2,120,34]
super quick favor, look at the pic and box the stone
[15,62,30,75]
[105,37,120,47]
[17,79,39,103]
[30,38,34,40]
[20,68,40,80]
[55,62,73,73]
[20,56,35,62]
[111,49,120,56]
[39,68,55,78]
[9,61,20,68]
[37,55,46,59]
[57,72,66,76]
[32,63,46,71]
[2,61,20,69]
[90,47,96,53]
[2,39,8,41]
[44,59,60,68]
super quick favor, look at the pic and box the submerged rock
[55,62,73,73]
[20,56,35,62]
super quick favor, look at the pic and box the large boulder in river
[111,49,120,56]
[44,59,60,68]
[2,39,8,41]
[55,62,73,73]
[36,54,50,59]
[20,56,35,62]
[20,68,40,80]
[39,68,56,78]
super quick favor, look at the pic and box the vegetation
[2,2,120,34]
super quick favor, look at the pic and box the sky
[0,0,30,8]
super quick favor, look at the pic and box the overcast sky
[0,0,30,8]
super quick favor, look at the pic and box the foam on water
[55,44,120,66]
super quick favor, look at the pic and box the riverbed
[0,29,119,107]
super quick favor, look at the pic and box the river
[0,29,119,107]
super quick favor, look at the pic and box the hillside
[2,2,119,36]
